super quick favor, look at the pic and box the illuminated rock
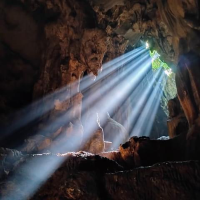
[103,113,128,150]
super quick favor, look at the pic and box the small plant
[149,50,170,71]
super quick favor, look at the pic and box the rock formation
[82,112,105,154]
[0,149,200,200]
[103,112,128,150]
[167,97,188,138]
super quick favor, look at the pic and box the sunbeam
[112,67,164,147]
[0,47,145,142]
[130,70,167,137]
[2,46,169,199]
[81,51,151,146]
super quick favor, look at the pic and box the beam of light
[4,113,87,200]
[81,47,147,93]
[4,48,147,150]
[80,48,148,112]
[3,48,158,199]
[82,52,151,117]
[79,51,151,150]
[101,46,145,71]
[102,46,144,69]
[80,48,147,112]
[21,51,153,153]
[112,67,163,148]
[4,109,105,199]
[0,47,145,141]
[130,70,167,137]
[4,112,99,200]
[114,51,165,131]
[2,48,148,198]
[142,73,168,137]
[4,153,65,200]
[13,49,154,150]
[146,41,149,49]
[95,54,155,125]
[49,48,148,144]
[80,52,150,135]
[164,68,172,76]
[0,85,72,139]
[105,62,153,121]
[80,46,145,87]
[122,68,161,130]
[80,53,154,150]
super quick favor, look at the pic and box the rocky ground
[0,148,200,200]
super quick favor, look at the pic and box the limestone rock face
[175,53,200,159]
[103,113,128,150]
[1,0,199,148]
[80,29,107,76]
[104,161,200,200]
[167,97,188,138]
[21,135,52,153]
[82,112,105,154]
[0,0,109,147]
[83,128,105,154]
[89,0,200,64]
[118,135,186,168]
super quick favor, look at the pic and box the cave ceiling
[89,0,200,64]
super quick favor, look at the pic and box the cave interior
[0,0,200,199]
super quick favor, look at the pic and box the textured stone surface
[89,0,200,63]
[119,135,186,168]
[0,0,107,147]
[105,161,200,200]
[0,151,200,200]
[167,97,188,138]
[103,113,128,150]
[176,53,200,159]
[1,0,199,147]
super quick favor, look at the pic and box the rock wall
[176,52,200,159]
[1,0,199,146]
[0,151,200,200]
[0,0,109,147]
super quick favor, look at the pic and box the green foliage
[149,50,170,71]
